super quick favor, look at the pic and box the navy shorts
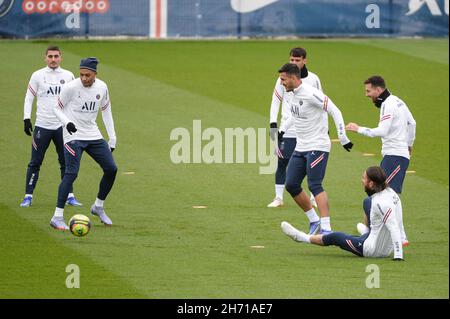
[29,125,65,168]
[275,137,296,185]
[381,155,409,194]
[285,150,329,197]
[63,139,117,175]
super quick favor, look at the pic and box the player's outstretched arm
[355,103,394,138]
[325,98,353,151]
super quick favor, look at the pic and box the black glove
[66,122,77,135]
[24,119,33,136]
[269,122,278,141]
[343,141,353,152]
[278,131,285,144]
[392,258,405,261]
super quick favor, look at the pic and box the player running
[277,63,353,235]
[268,47,322,208]
[346,75,416,245]
[20,45,82,208]
[281,166,404,261]
[50,57,117,230]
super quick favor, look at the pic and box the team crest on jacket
[60,79,65,84]
[0,0,14,18]
[96,94,100,100]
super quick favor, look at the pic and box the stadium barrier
[0,0,448,38]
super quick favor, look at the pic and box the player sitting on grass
[281,166,404,260]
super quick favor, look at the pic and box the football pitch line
[0,42,448,298]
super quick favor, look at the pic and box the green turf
[0,39,448,298]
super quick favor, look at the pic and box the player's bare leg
[309,234,325,245]
[292,190,313,211]
[291,191,320,234]
[313,191,332,234]
[314,191,329,218]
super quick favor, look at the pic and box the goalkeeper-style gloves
[66,122,77,135]
[108,137,116,153]
[24,119,33,136]
[343,141,353,152]
[278,131,285,144]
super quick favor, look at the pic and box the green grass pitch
[0,39,448,298]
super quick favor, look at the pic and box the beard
[364,185,376,197]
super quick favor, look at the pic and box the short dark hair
[278,63,301,79]
[364,75,386,88]
[366,166,388,193]
[290,47,307,58]
[46,45,61,55]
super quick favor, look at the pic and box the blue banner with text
[0,0,448,38]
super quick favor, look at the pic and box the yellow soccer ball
[69,214,91,237]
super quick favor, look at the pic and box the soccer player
[50,57,117,230]
[268,47,322,208]
[281,166,404,261]
[277,63,353,235]
[20,45,82,207]
[345,75,416,245]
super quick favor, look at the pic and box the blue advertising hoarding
[0,0,448,38]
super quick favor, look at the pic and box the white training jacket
[270,71,322,138]
[24,66,75,130]
[363,187,404,259]
[53,78,116,148]
[357,94,416,160]
[280,82,350,153]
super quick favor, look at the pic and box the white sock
[95,198,104,207]
[54,207,64,218]
[275,184,284,199]
[305,208,320,223]
[67,193,74,199]
[25,194,33,198]
[320,217,331,231]
[299,232,311,243]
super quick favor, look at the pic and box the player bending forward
[281,166,404,260]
